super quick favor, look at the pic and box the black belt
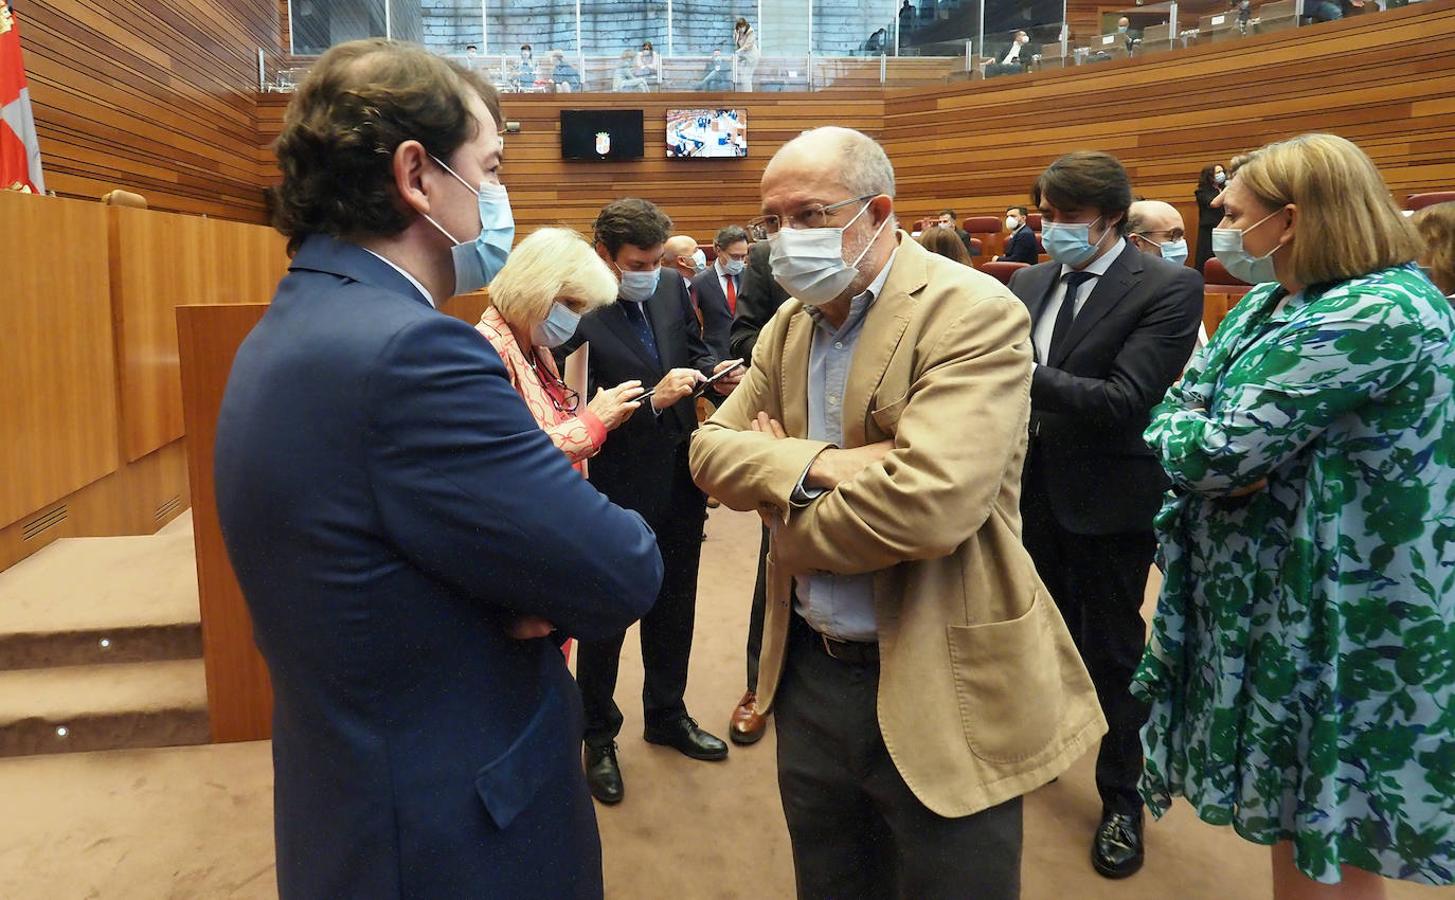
[793,614,879,665]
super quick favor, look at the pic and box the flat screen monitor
[560,109,645,160]
[665,108,747,159]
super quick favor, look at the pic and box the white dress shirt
[362,248,436,308]
[1001,42,1023,64]
[714,258,739,300]
[1032,237,1127,364]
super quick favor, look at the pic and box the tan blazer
[689,234,1106,818]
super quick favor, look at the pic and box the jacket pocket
[868,394,908,438]
[474,684,565,830]
[946,590,1064,764]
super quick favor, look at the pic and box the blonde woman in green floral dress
[1135,132,1455,899]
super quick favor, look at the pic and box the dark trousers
[1019,457,1155,817]
[578,470,706,748]
[745,525,768,692]
[775,615,1024,900]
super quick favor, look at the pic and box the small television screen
[560,109,645,160]
[666,108,747,159]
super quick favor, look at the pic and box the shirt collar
[1059,236,1126,280]
[362,248,436,308]
[805,243,900,328]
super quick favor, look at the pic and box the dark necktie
[1048,270,1097,362]
[621,300,661,368]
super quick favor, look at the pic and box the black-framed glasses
[527,352,580,414]
[747,194,876,241]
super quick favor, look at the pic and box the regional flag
[1,1,45,194]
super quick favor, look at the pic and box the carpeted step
[0,516,201,670]
[0,658,210,758]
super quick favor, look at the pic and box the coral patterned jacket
[476,305,605,474]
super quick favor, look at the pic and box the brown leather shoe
[729,690,767,745]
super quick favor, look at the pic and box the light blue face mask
[423,155,515,295]
[1042,216,1109,268]
[617,265,661,302]
[531,301,581,349]
[1213,208,1284,285]
[724,257,747,276]
[1158,238,1188,266]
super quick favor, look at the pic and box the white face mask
[1005,215,1020,231]
[690,249,708,271]
[769,201,890,306]
[1212,208,1285,285]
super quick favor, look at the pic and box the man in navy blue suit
[214,40,662,899]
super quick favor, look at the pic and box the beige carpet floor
[0,507,1445,899]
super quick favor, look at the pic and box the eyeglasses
[747,194,876,241]
[527,352,580,414]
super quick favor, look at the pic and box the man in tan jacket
[690,127,1106,898]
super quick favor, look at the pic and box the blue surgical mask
[691,249,708,272]
[423,155,515,295]
[531,301,581,349]
[618,265,661,302]
[1158,238,1189,266]
[724,258,746,276]
[1042,216,1109,268]
[1118,24,1128,32]
[1214,172,1227,186]
[1212,208,1284,284]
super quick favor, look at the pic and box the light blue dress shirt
[793,248,898,642]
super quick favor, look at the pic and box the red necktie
[726,274,737,315]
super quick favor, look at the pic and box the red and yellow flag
[1,1,45,194]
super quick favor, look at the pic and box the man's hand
[709,358,746,396]
[805,441,893,491]
[748,411,787,439]
[650,368,706,411]
[506,616,554,640]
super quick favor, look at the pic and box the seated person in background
[1307,0,1343,20]
[919,225,973,265]
[517,44,536,82]
[986,30,1033,77]
[695,50,733,90]
[497,57,522,92]
[634,42,662,82]
[1414,201,1455,298]
[863,27,889,54]
[549,50,582,92]
[476,227,646,472]
[614,51,650,92]
[996,206,1039,263]
[936,208,975,255]
[1116,16,1138,50]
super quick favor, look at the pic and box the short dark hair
[521,44,532,51]
[714,225,749,249]
[465,44,477,50]
[939,209,957,219]
[594,198,673,256]
[1007,205,1028,216]
[269,39,501,256]
[1032,151,1133,234]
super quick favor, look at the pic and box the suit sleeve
[695,275,734,361]
[366,315,662,640]
[691,310,832,512]
[769,296,1034,575]
[729,249,784,362]
[1029,266,1203,428]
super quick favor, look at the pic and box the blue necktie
[1048,270,1097,362]
[622,300,661,368]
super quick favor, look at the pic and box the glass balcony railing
[260,0,1428,93]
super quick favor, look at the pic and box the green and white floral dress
[1134,263,1455,885]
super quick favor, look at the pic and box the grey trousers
[774,615,1024,900]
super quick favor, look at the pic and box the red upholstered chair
[969,238,983,256]
[1203,257,1250,287]
[1026,213,1042,231]
[1405,191,1455,211]
[698,242,717,263]
[962,215,1002,259]
[978,260,1030,285]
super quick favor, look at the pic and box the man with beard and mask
[214,39,663,899]
[690,126,1105,898]
[556,198,745,806]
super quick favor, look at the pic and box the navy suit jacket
[557,267,716,528]
[690,264,736,360]
[214,235,662,899]
[1002,225,1040,264]
[1007,245,1203,534]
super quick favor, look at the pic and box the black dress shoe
[584,742,623,805]
[1092,810,1145,879]
[643,716,729,761]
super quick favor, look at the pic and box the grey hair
[792,126,896,199]
[714,225,749,248]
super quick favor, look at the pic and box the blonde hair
[1413,202,1455,295]
[487,227,618,329]
[1235,133,1421,286]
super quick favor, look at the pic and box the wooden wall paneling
[23,0,281,222]
[176,303,274,743]
[0,192,120,530]
[110,206,291,463]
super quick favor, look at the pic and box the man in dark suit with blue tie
[214,41,662,899]
[1006,151,1203,881]
[559,198,745,804]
